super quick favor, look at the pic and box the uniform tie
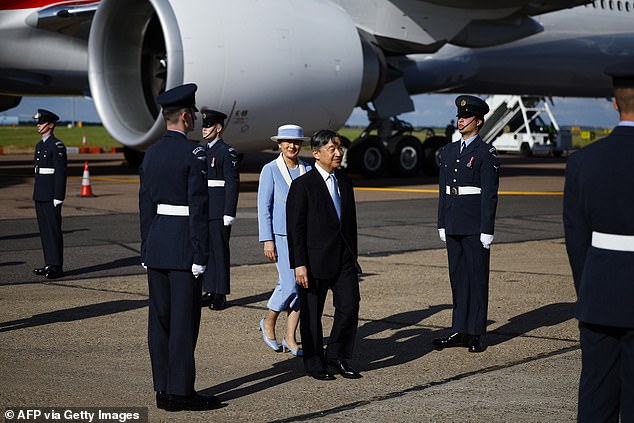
[328,174,341,220]
[460,140,465,153]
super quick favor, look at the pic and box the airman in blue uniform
[564,64,634,422]
[32,109,67,280]
[434,95,499,353]
[139,83,224,411]
[200,109,240,311]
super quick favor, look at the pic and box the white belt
[592,231,634,252]
[446,185,482,195]
[208,180,225,187]
[157,204,189,216]
[35,167,55,174]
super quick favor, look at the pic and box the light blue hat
[270,124,310,142]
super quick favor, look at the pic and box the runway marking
[353,187,563,196]
[272,344,580,423]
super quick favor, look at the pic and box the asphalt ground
[0,151,580,422]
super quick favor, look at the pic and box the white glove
[223,215,236,226]
[480,233,494,249]
[141,262,147,270]
[53,199,63,207]
[438,228,446,243]
[192,263,206,278]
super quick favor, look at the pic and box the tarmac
[0,152,580,422]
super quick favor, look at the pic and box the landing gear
[346,115,446,178]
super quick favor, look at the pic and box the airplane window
[627,2,630,11]
[617,1,622,10]
[609,0,613,9]
[600,0,605,8]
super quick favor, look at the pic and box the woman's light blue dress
[257,154,311,311]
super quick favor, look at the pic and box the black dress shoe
[33,265,52,276]
[209,294,227,310]
[156,391,169,410]
[468,335,486,353]
[164,393,226,411]
[326,359,362,379]
[306,370,336,381]
[44,266,64,279]
[432,332,467,350]
[201,292,215,307]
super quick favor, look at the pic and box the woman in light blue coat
[258,124,311,356]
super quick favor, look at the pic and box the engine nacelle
[88,0,381,151]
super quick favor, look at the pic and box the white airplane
[1,0,632,176]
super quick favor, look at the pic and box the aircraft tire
[348,136,388,178]
[389,135,423,177]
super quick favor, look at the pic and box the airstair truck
[480,95,572,157]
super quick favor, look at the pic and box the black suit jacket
[564,125,634,328]
[286,167,358,280]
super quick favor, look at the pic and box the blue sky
[4,94,619,129]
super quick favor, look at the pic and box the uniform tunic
[564,124,634,422]
[437,135,499,335]
[203,139,240,295]
[33,135,67,267]
[139,130,209,396]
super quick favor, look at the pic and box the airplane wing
[336,0,591,53]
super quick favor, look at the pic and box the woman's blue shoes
[259,319,281,352]
[282,339,303,356]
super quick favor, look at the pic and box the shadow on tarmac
[487,302,576,346]
[0,299,147,333]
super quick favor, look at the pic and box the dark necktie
[460,141,465,153]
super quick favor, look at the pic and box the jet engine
[88,0,384,151]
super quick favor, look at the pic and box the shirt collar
[207,137,222,149]
[618,120,634,127]
[461,134,478,148]
[42,135,51,143]
[315,162,333,181]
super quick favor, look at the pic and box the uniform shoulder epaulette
[55,141,65,148]
[192,146,205,155]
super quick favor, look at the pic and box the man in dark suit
[564,65,634,422]
[286,129,362,381]
[139,84,224,411]
[32,109,67,280]
[434,95,499,353]
[200,109,240,311]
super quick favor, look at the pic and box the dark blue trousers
[446,234,490,335]
[299,257,360,373]
[147,268,202,396]
[35,201,63,266]
[578,322,634,423]
[203,220,231,295]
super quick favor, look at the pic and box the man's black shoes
[201,292,214,307]
[33,265,51,275]
[326,359,362,379]
[161,393,226,411]
[468,335,486,353]
[44,266,64,279]
[209,294,227,311]
[306,370,336,381]
[156,391,169,410]
[432,332,467,350]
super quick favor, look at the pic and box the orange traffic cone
[79,161,95,197]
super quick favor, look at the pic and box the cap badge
[460,99,467,107]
